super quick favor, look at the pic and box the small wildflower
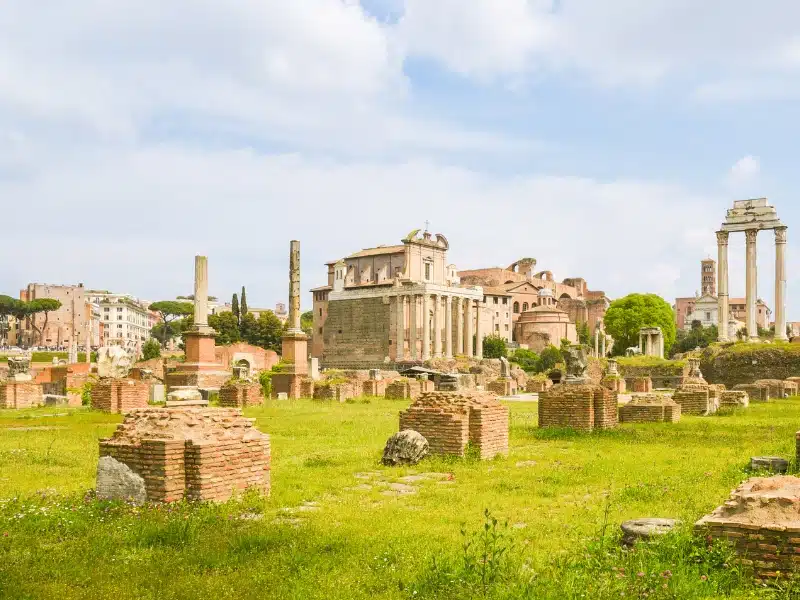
[700,575,708,582]
[637,572,644,578]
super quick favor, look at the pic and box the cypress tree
[232,293,240,325]
[240,286,248,316]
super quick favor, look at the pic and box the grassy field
[2,398,800,599]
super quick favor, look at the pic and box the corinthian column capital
[716,230,729,246]
[776,226,788,244]
[745,229,759,244]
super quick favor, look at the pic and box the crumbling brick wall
[486,379,517,396]
[99,407,270,503]
[362,379,388,397]
[630,377,653,393]
[313,382,356,402]
[619,396,680,423]
[399,392,509,459]
[720,390,749,408]
[218,381,263,408]
[0,382,44,409]
[673,383,713,416]
[385,379,424,400]
[91,379,149,413]
[754,379,797,399]
[539,384,618,432]
[734,383,770,402]
[526,378,551,393]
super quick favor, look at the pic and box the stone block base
[165,368,230,394]
[673,383,716,416]
[399,391,508,459]
[525,379,551,393]
[720,390,749,408]
[98,407,270,503]
[218,381,263,408]
[313,382,356,402]
[734,383,770,402]
[619,396,680,423]
[385,379,433,400]
[271,373,306,399]
[362,380,387,397]
[0,381,44,409]
[539,384,618,432]
[630,377,653,393]
[91,379,149,413]
[487,378,517,396]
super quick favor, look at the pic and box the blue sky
[1,1,798,317]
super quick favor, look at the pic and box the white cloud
[728,155,761,188]
[396,1,800,91]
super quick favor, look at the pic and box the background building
[19,283,95,349]
[87,291,155,350]
[458,258,609,341]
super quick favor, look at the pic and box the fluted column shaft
[395,295,405,361]
[775,227,788,341]
[409,294,418,360]
[475,301,483,359]
[433,295,442,358]
[422,293,431,361]
[746,229,759,341]
[456,298,464,356]
[445,296,453,358]
[716,231,730,341]
[465,299,474,358]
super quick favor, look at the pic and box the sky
[2,1,799,316]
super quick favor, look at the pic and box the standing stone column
[287,241,303,334]
[445,296,453,359]
[639,332,644,354]
[84,325,91,364]
[745,229,759,341]
[716,231,730,342]
[475,301,483,359]
[775,227,788,341]
[395,295,405,361]
[465,299,474,358]
[433,295,442,358]
[600,334,606,357]
[455,297,464,356]
[409,294,418,361]
[194,255,210,329]
[594,329,600,357]
[422,293,431,361]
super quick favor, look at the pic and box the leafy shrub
[510,348,540,372]
[482,335,508,359]
[142,338,161,360]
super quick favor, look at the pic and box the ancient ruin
[486,357,517,396]
[0,356,43,409]
[720,390,750,408]
[311,229,486,368]
[733,382,770,402]
[218,379,263,408]
[696,476,800,580]
[639,327,664,359]
[717,199,787,342]
[669,358,717,415]
[97,408,270,503]
[753,379,798,399]
[601,358,626,394]
[538,345,618,432]
[619,395,681,423]
[91,346,149,413]
[398,391,509,459]
[271,240,310,399]
[165,256,229,397]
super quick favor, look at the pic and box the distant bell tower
[701,258,717,296]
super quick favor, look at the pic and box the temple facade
[311,229,487,368]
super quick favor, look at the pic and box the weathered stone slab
[96,455,147,504]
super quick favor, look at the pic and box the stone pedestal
[166,330,229,394]
[487,378,517,396]
[218,381,263,408]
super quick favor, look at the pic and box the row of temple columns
[717,227,787,342]
[395,293,483,361]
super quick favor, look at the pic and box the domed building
[514,289,578,352]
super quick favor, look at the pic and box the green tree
[240,286,248,316]
[142,338,162,360]
[300,310,314,337]
[240,311,283,353]
[148,301,193,347]
[482,335,508,359]
[671,323,718,356]
[208,311,242,345]
[25,298,62,346]
[0,295,20,317]
[509,348,540,372]
[232,293,240,325]
[537,345,563,373]
[603,293,676,356]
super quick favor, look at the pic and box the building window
[319,308,322,317]
[319,327,322,334]
[513,302,520,314]
[424,263,431,280]
[705,312,711,321]
[505,324,509,331]
[117,324,122,329]
[502,298,508,305]
[495,324,499,332]
[522,302,529,311]
[493,297,498,304]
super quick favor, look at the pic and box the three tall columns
[717,227,787,342]
[394,293,482,361]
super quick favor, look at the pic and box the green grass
[2,399,800,599]
[0,351,97,363]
